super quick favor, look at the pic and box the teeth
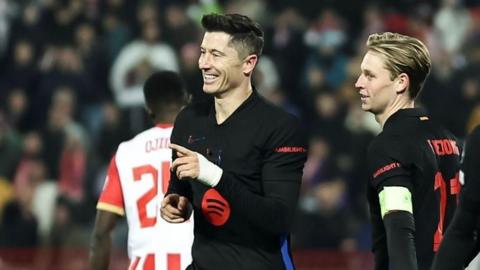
[203,74,218,84]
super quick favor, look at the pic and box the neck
[153,114,177,125]
[214,82,253,124]
[376,99,414,128]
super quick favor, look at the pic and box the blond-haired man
[356,32,461,270]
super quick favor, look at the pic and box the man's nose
[354,75,364,90]
[198,55,211,69]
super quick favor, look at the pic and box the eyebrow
[362,69,375,76]
[212,49,226,56]
[200,47,226,56]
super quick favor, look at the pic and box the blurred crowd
[1,0,480,259]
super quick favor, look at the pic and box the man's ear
[242,54,258,76]
[396,73,409,94]
[145,106,155,119]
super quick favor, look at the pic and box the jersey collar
[384,108,429,128]
[208,88,259,126]
[155,123,173,128]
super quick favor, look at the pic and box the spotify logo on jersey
[201,188,231,226]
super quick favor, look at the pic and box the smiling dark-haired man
[160,13,307,270]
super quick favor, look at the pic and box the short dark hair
[143,71,188,116]
[201,13,264,58]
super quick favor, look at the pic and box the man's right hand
[160,194,190,223]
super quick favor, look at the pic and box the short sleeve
[367,136,412,191]
[97,156,125,216]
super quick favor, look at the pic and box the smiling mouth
[360,94,369,103]
[203,74,218,84]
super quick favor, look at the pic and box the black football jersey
[461,125,480,209]
[167,91,307,270]
[367,108,461,270]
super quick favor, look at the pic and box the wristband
[196,153,223,187]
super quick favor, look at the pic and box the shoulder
[171,99,212,143]
[367,132,407,161]
[368,132,400,151]
[175,99,212,123]
[116,127,157,153]
[256,96,301,130]
[254,98,306,149]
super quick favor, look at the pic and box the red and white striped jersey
[98,124,193,270]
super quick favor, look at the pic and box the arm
[90,210,120,270]
[216,172,301,234]
[368,187,389,270]
[90,155,125,269]
[432,204,478,270]
[221,116,305,234]
[162,114,193,224]
[378,184,418,270]
[171,155,303,234]
[162,151,193,223]
[166,110,193,200]
[171,116,307,234]
[384,211,417,270]
[367,138,417,269]
[160,194,191,223]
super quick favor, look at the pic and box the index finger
[169,143,194,156]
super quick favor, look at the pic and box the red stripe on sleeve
[98,156,124,210]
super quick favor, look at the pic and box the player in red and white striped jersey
[90,71,193,270]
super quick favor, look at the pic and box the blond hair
[366,32,431,98]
